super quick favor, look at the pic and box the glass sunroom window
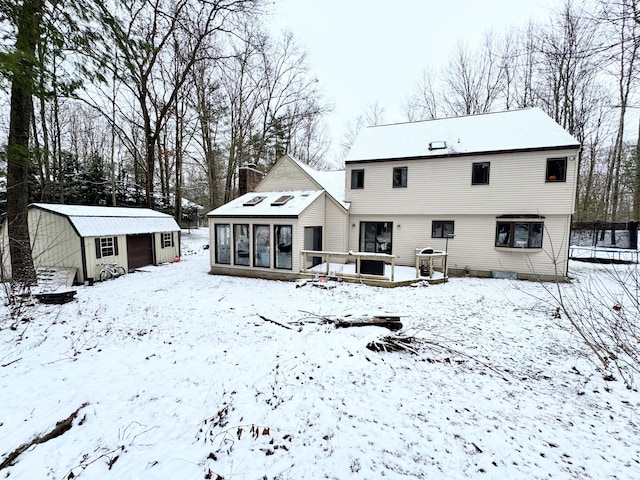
[254,225,271,267]
[215,224,230,264]
[275,225,293,269]
[234,224,250,265]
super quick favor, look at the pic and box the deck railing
[300,250,397,281]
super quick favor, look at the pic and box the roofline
[361,107,540,130]
[345,144,581,164]
[207,214,299,219]
[29,203,174,218]
[30,204,83,238]
[29,204,180,236]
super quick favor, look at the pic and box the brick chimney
[238,164,265,195]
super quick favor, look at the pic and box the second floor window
[351,169,364,189]
[472,162,490,185]
[546,157,567,182]
[393,167,407,188]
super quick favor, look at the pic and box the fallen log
[335,318,403,331]
[0,403,88,471]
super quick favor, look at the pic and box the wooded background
[1,0,639,227]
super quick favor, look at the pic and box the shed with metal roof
[1,203,181,284]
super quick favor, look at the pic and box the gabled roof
[207,190,324,218]
[290,158,348,209]
[30,203,180,237]
[345,107,581,163]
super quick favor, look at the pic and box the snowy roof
[345,107,581,163]
[31,203,180,237]
[290,158,349,209]
[207,190,324,218]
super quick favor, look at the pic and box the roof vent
[429,141,447,151]
[243,195,266,206]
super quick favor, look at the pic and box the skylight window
[271,195,294,206]
[428,141,447,151]
[243,196,266,206]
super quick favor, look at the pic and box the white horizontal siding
[323,198,349,253]
[347,214,572,277]
[257,158,319,192]
[346,149,579,217]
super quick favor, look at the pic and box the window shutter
[95,238,102,259]
[114,237,119,256]
[171,233,174,247]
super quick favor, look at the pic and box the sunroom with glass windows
[208,189,345,280]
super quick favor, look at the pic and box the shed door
[127,234,153,269]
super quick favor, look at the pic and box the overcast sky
[270,0,560,163]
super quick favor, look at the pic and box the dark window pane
[530,223,543,248]
[546,158,567,182]
[495,221,543,248]
[275,225,292,269]
[496,222,511,247]
[215,224,230,264]
[360,222,392,254]
[254,225,270,267]
[351,169,364,189]
[432,221,454,238]
[472,162,490,185]
[393,167,407,187]
[234,224,250,266]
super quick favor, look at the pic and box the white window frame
[162,232,173,248]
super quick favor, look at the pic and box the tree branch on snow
[0,403,89,471]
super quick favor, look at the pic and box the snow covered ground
[1,228,639,479]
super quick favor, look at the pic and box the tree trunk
[634,116,640,221]
[6,0,42,285]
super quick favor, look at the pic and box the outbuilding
[1,203,181,284]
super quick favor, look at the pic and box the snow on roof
[31,203,180,237]
[207,190,324,217]
[345,107,581,163]
[290,158,349,209]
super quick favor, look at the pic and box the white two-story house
[208,107,580,282]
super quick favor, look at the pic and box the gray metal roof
[31,203,180,237]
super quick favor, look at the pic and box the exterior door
[360,222,393,254]
[304,226,322,268]
[126,234,153,270]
